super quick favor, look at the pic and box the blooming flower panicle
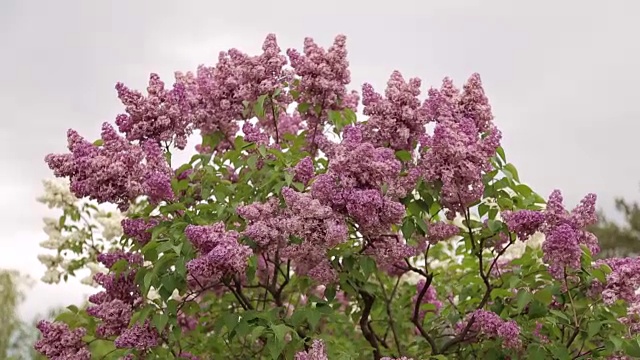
[86,251,144,341]
[122,217,160,246]
[311,125,406,235]
[502,210,545,241]
[115,73,193,149]
[460,309,522,349]
[361,70,427,151]
[184,223,252,286]
[294,339,328,360]
[34,321,91,360]
[45,123,174,211]
[418,75,501,219]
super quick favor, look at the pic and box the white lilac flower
[41,268,61,284]
[95,210,124,241]
[36,178,77,209]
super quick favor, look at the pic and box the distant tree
[0,269,33,359]
[589,197,640,258]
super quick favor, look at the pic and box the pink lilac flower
[279,188,348,283]
[293,156,315,185]
[115,73,192,149]
[287,35,359,153]
[363,234,417,276]
[426,221,460,245]
[121,218,160,246]
[311,125,406,235]
[237,197,289,251]
[361,71,428,151]
[460,309,522,349]
[86,251,144,340]
[184,223,252,287]
[499,190,598,279]
[178,34,292,150]
[239,188,348,283]
[533,321,549,344]
[413,279,443,322]
[178,352,201,360]
[418,75,501,219]
[114,321,161,350]
[45,123,174,211]
[540,191,599,279]
[501,210,545,241]
[593,257,640,305]
[34,321,91,360]
[294,339,328,360]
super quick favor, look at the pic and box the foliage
[34,33,640,360]
[589,197,640,258]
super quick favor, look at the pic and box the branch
[358,290,382,360]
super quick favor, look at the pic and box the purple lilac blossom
[184,222,252,287]
[418,75,501,219]
[361,70,428,151]
[45,123,174,211]
[294,339,329,360]
[34,321,91,360]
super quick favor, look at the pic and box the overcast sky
[1,0,639,321]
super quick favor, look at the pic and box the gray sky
[1,0,639,320]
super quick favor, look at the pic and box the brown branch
[359,290,382,360]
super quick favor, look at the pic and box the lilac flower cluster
[180,34,293,147]
[85,251,161,351]
[115,73,192,149]
[287,35,359,146]
[311,126,406,236]
[45,123,174,211]
[184,222,252,287]
[500,190,598,279]
[593,257,640,305]
[293,156,315,186]
[425,221,460,246]
[361,71,428,151]
[363,234,416,276]
[239,187,348,283]
[460,309,522,349]
[34,321,91,360]
[501,210,545,241]
[418,75,501,219]
[121,217,160,246]
[294,339,329,360]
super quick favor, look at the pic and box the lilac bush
[36,34,640,359]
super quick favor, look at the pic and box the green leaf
[271,324,291,341]
[516,289,533,312]
[533,288,553,305]
[395,150,412,162]
[297,103,310,113]
[625,339,640,357]
[496,146,506,162]
[487,219,503,233]
[588,321,603,338]
[152,313,169,332]
[343,108,357,124]
[254,94,268,118]
[526,344,547,360]
[306,308,322,330]
[249,326,266,341]
[503,163,520,182]
[360,256,376,279]
[415,218,429,235]
[549,344,570,360]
